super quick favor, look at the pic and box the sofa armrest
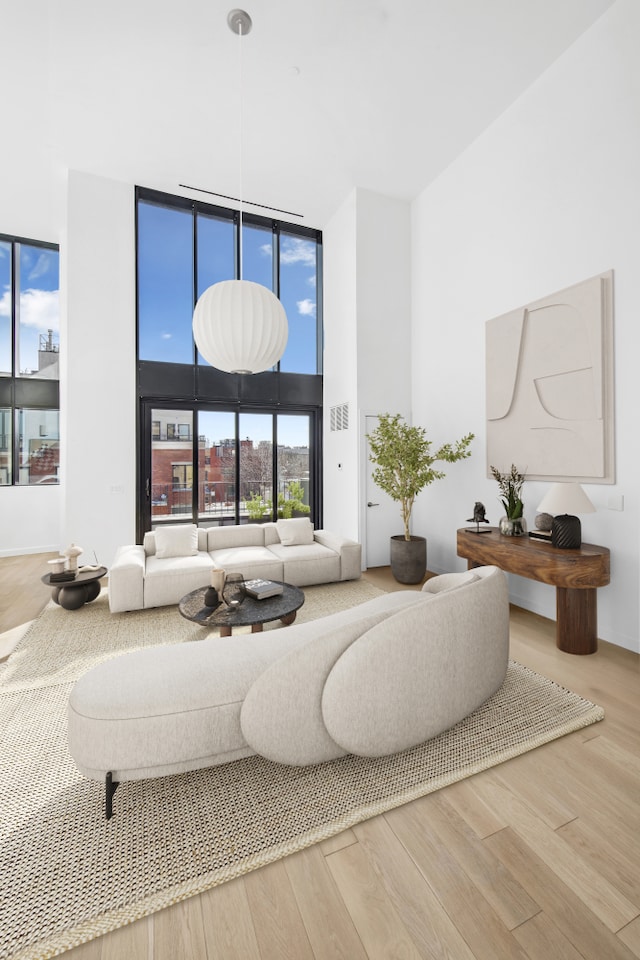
[313,530,362,580]
[108,544,146,613]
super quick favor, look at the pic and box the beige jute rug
[0,581,604,960]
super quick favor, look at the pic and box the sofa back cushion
[206,524,266,551]
[321,568,509,758]
[144,526,207,557]
[276,517,315,546]
[143,524,199,559]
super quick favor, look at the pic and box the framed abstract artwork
[486,270,614,483]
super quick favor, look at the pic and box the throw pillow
[154,524,199,559]
[276,517,315,546]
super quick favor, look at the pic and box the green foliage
[277,481,311,519]
[367,414,474,541]
[490,463,526,519]
[246,492,269,520]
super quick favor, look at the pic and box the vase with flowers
[490,463,527,536]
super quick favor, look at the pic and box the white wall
[323,188,412,548]
[61,171,137,568]
[411,0,639,651]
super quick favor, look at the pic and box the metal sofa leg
[105,771,119,820]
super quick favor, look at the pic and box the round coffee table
[178,581,305,637]
[41,566,108,610]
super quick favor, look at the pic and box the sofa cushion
[207,525,266,551]
[146,524,198,559]
[276,517,314,546]
[209,545,283,582]
[322,571,509,758]
[239,591,429,765]
[144,552,214,608]
[267,541,340,587]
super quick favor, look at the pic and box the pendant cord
[238,19,244,281]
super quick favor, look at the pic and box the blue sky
[137,202,318,374]
[0,242,60,376]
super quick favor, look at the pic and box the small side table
[41,566,108,611]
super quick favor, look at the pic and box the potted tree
[367,414,474,583]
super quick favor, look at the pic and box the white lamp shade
[537,482,596,516]
[193,279,288,374]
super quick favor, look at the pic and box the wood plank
[557,817,640,906]
[200,877,262,960]
[441,777,509,839]
[284,844,369,960]
[416,792,540,930]
[153,896,207,960]
[385,800,530,960]
[325,841,424,960]
[353,815,478,960]
[486,826,637,960]
[243,860,314,960]
[618,917,640,957]
[473,772,639,932]
[320,828,358,857]
[512,912,588,960]
[100,916,151,960]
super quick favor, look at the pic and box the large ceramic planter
[390,535,427,584]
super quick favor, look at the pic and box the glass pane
[196,213,234,296]
[197,410,236,523]
[0,242,11,376]
[150,409,193,521]
[277,415,311,519]
[138,202,194,363]
[17,244,60,379]
[279,234,317,374]
[0,408,11,484]
[239,412,273,523]
[241,223,273,288]
[195,213,235,366]
[17,409,59,484]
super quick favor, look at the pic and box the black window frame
[135,187,323,541]
[0,232,60,487]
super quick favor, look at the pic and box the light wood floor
[2,555,640,959]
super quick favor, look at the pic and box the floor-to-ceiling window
[0,234,60,486]
[136,187,323,539]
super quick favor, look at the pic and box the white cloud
[281,237,316,267]
[259,243,273,259]
[28,253,53,282]
[297,298,316,318]
[0,288,10,317]
[161,333,172,340]
[19,288,60,332]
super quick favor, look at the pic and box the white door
[364,415,402,568]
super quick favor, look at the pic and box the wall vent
[330,403,349,432]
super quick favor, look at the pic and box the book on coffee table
[244,579,284,600]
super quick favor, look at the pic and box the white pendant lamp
[192,9,288,375]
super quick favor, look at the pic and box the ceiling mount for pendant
[227,9,252,35]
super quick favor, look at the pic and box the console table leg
[556,587,598,655]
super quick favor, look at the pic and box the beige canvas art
[486,270,614,483]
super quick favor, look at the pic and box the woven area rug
[0,582,604,960]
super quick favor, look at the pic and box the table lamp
[537,483,595,549]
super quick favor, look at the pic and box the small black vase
[203,586,221,609]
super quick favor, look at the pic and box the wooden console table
[456,528,610,655]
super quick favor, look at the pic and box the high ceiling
[7,0,615,230]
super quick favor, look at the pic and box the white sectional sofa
[108,519,362,613]
[68,566,509,818]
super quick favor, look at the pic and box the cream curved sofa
[68,566,509,818]
[108,519,362,613]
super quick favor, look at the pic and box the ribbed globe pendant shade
[193,279,288,374]
[191,10,289,375]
